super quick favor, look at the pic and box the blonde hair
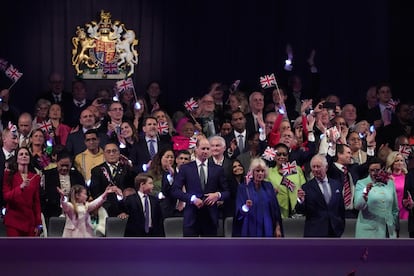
[386,151,407,174]
[248,158,269,178]
[69,185,87,219]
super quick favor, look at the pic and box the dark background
[0,0,412,115]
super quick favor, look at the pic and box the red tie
[343,166,352,207]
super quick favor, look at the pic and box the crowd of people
[1,52,414,238]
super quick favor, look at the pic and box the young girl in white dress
[57,184,121,237]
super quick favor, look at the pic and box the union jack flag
[245,170,253,184]
[7,121,17,135]
[184,97,198,112]
[282,161,297,176]
[103,63,119,74]
[116,78,134,93]
[282,177,296,192]
[38,154,51,169]
[0,58,8,71]
[327,126,341,142]
[259,73,277,89]
[399,145,412,159]
[188,136,197,149]
[375,169,391,184]
[5,64,23,82]
[230,79,240,92]
[157,121,169,135]
[262,146,276,161]
[386,98,399,112]
[101,167,113,184]
[37,120,53,134]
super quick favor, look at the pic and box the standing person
[164,150,192,217]
[39,72,72,115]
[171,137,229,237]
[41,151,85,224]
[89,143,136,217]
[65,109,108,157]
[354,158,399,238]
[266,143,306,218]
[233,158,283,237]
[2,147,42,237]
[64,80,91,128]
[245,92,265,134]
[17,112,33,147]
[130,116,171,174]
[296,154,345,237]
[48,103,71,146]
[123,173,164,237]
[57,184,120,238]
[1,126,19,208]
[385,152,408,220]
[74,129,104,182]
[403,168,414,237]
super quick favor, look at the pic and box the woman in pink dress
[386,151,408,219]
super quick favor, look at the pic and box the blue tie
[148,139,156,158]
[144,195,150,233]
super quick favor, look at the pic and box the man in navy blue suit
[296,154,345,237]
[171,137,229,237]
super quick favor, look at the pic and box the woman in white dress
[57,184,121,237]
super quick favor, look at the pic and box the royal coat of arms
[71,10,138,79]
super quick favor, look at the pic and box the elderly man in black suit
[296,154,345,237]
[89,143,136,217]
[41,151,85,224]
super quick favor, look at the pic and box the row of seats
[0,217,411,238]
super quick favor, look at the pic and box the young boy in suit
[123,173,164,237]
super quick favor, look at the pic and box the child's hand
[56,187,65,198]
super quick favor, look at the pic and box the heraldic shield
[71,10,139,79]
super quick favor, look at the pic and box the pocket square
[335,189,340,193]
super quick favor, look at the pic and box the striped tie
[343,166,352,207]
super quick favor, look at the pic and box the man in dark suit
[171,137,229,237]
[64,80,92,127]
[245,91,264,135]
[89,143,135,217]
[41,151,85,224]
[0,127,19,208]
[130,116,171,173]
[224,110,250,159]
[296,154,345,237]
[123,173,164,237]
[38,72,72,116]
[65,109,108,157]
[326,144,373,218]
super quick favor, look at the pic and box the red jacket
[3,170,41,233]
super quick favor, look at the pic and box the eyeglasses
[104,149,119,154]
[276,152,288,157]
